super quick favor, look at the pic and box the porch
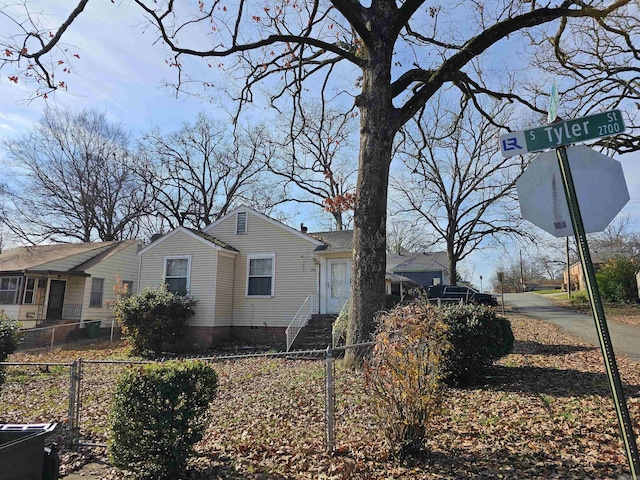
[3,274,87,327]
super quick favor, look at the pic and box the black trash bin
[0,423,58,480]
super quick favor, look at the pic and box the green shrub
[596,256,638,303]
[385,294,402,309]
[109,360,218,480]
[111,284,196,356]
[439,303,514,386]
[365,302,450,457]
[0,310,20,387]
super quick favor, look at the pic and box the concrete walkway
[503,292,640,362]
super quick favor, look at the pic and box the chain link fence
[16,320,122,351]
[0,343,377,454]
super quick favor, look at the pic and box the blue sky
[2,1,639,290]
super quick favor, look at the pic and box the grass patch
[534,289,566,295]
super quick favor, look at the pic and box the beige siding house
[138,206,354,349]
[0,240,142,329]
[138,227,239,345]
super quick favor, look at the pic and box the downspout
[211,251,217,328]
[136,248,143,296]
[230,253,236,327]
[315,254,321,314]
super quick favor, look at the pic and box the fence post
[67,361,77,447]
[50,326,55,351]
[325,346,335,453]
[75,358,83,447]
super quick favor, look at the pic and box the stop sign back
[516,145,629,237]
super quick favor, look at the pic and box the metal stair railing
[285,293,318,352]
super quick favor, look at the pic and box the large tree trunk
[344,29,395,367]
[447,234,456,285]
[448,255,457,286]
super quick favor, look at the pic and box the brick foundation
[229,326,286,349]
[166,325,287,352]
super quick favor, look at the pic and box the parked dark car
[425,285,499,306]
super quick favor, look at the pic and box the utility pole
[520,250,525,292]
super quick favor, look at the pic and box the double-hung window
[247,254,275,297]
[23,277,36,304]
[0,277,21,304]
[164,256,191,296]
[90,278,105,307]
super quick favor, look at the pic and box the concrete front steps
[288,314,337,351]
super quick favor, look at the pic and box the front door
[46,280,66,320]
[327,259,350,314]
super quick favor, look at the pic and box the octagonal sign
[516,145,629,237]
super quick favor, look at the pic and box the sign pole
[555,146,639,479]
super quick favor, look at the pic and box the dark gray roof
[386,252,448,273]
[309,230,353,253]
[185,228,239,252]
[0,241,120,273]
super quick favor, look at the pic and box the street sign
[500,109,625,158]
[508,111,640,477]
[516,145,629,237]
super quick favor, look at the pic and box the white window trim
[0,276,22,305]
[246,253,275,298]
[236,211,248,235]
[163,255,192,295]
[23,277,36,305]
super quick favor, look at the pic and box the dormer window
[236,212,247,235]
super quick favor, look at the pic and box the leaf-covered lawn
[1,314,639,479]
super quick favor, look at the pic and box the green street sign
[500,109,625,158]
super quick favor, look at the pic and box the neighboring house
[386,252,449,290]
[564,257,606,291]
[0,240,142,328]
[138,206,449,350]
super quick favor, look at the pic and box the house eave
[0,269,89,277]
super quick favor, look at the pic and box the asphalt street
[503,292,640,362]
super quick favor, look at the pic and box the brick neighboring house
[563,256,608,291]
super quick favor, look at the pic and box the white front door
[327,259,350,314]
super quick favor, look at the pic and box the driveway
[503,292,640,362]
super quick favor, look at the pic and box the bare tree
[392,97,534,285]
[138,113,281,230]
[2,107,151,243]
[590,215,640,259]
[269,104,358,231]
[1,1,638,358]
[386,217,430,255]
